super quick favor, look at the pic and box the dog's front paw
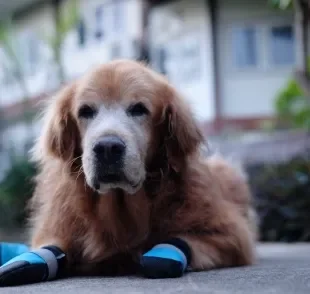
[140,238,191,279]
[0,246,66,286]
[0,242,29,266]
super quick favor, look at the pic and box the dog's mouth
[100,173,122,183]
[93,172,140,192]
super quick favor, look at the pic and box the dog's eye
[78,105,97,119]
[127,102,149,117]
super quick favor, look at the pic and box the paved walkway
[2,244,310,294]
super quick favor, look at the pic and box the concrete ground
[2,243,310,294]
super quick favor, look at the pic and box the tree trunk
[295,0,309,76]
[293,0,310,104]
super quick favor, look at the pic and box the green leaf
[58,0,79,36]
[269,0,293,9]
[0,155,36,227]
[274,75,310,130]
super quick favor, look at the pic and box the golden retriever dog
[29,59,257,277]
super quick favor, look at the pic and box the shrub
[248,150,310,242]
[0,156,36,228]
[275,79,310,129]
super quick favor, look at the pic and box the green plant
[275,79,310,129]
[247,150,310,242]
[269,0,293,9]
[0,156,36,228]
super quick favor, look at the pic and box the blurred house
[0,0,304,176]
[149,0,298,134]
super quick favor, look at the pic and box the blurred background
[0,0,309,243]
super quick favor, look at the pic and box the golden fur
[29,60,257,275]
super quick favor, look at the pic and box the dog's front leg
[0,243,67,286]
[140,237,191,278]
[0,218,70,287]
[140,217,255,278]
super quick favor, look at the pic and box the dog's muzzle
[92,135,126,187]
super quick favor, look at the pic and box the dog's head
[35,60,203,194]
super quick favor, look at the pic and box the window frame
[94,5,104,40]
[226,19,296,75]
[267,23,296,68]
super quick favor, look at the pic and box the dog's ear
[161,86,204,171]
[38,83,81,163]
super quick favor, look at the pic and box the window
[133,39,149,61]
[156,47,167,75]
[113,0,125,33]
[77,18,86,47]
[269,25,295,66]
[232,27,258,68]
[95,6,104,40]
[132,39,140,59]
[229,22,296,72]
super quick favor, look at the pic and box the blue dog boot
[140,238,191,279]
[0,245,66,286]
[0,243,29,266]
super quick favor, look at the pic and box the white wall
[148,0,215,122]
[218,0,295,119]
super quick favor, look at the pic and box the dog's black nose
[93,136,126,164]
